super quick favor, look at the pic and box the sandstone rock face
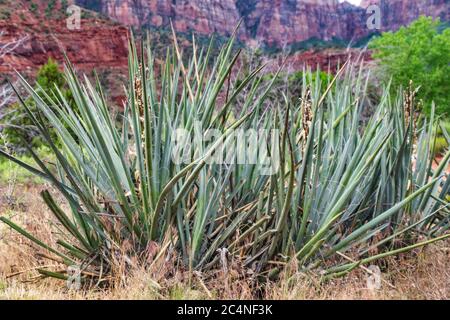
[75,0,449,47]
[0,0,129,105]
[76,0,246,38]
[361,0,449,31]
[0,1,128,75]
[248,0,367,46]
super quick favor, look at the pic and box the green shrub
[61,0,68,12]
[29,2,37,13]
[369,17,450,117]
[289,70,332,93]
[1,58,74,153]
[0,8,10,20]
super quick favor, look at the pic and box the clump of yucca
[1,30,449,285]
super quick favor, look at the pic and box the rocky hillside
[75,0,449,47]
[0,0,129,104]
[0,0,128,74]
[361,0,449,32]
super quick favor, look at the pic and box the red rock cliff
[74,0,449,46]
[0,0,128,75]
[361,0,449,31]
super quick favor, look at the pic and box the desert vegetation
[0,16,449,299]
[1,23,450,291]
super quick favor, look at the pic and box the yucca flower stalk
[0,30,449,284]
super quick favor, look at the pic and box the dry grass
[0,183,449,300]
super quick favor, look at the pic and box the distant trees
[369,16,450,117]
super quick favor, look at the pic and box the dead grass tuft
[1,184,449,300]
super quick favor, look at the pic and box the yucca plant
[1,29,449,284]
